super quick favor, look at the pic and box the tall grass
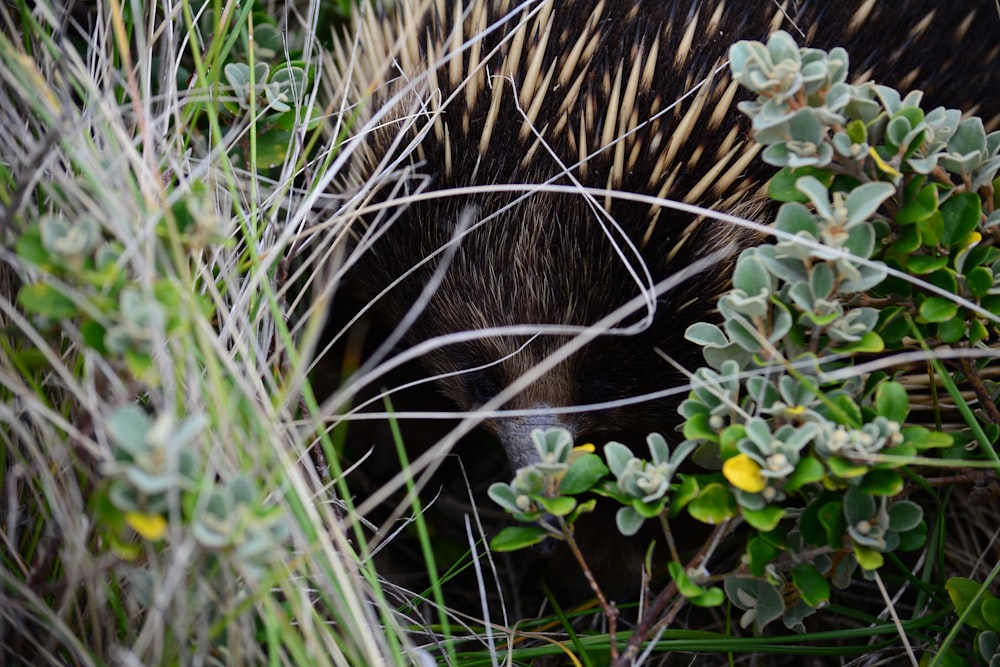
[0,1,442,664]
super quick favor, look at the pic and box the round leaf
[742,506,785,532]
[946,577,994,631]
[685,322,729,347]
[888,500,923,532]
[559,453,608,495]
[614,506,644,536]
[967,266,994,298]
[490,526,549,552]
[919,296,959,323]
[536,495,576,517]
[793,563,831,608]
[688,483,738,525]
[875,381,908,423]
[18,283,78,318]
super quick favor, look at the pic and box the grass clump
[0,1,432,665]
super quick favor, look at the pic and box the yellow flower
[723,453,767,493]
[125,511,168,541]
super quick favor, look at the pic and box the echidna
[329,1,1000,476]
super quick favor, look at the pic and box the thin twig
[613,520,732,667]
[960,357,1000,426]
[559,517,619,662]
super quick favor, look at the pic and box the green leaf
[859,470,903,495]
[877,306,910,346]
[919,296,959,323]
[784,456,825,492]
[536,495,576,517]
[917,211,944,248]
[686,322,729,347]
[277,102,324,131]
[768,167,832,203]
[742,506,785,531]
[490,526,549,552]
[888,500,923,532]
[568,498,597,523]
[604,441,635,477]
[81,320,108,353]
[970,319,989,345]
[687,483,738,525]
[683,413,717,442]
[668,561,703,598]
[940,192,982,247]
[224,62,251,88]
[834,331,885,355]
[668,562,724,607]
[689,587,726,608]
[896,183,937,224]
[800,499,835,546]
[903,426,954,450]
[719,424,746,460]
[15,228,51,266]
[852,543,883,570]
[845,182,897,228]
[793,563,831,608]
[896,520,927,551]
[829,394,863,428]
[108,405,152,456]
[487,483,519,513]
[937,316,967,344]
[615,506,645,536]
[632,496,668,519]
[843,487,875,524]
[967,266,994,298]
[929,267,959,294]
[875,381,908,423]
[827,456,868,478]
[732,253,772,296]
[559,453,608,495]
[18,283,78,318]
[252,22,282,58]
[671,474,700,514]
[983,597,1000,631]
[254,129,293,169]
[747,535,781,577]
[755,580,787,633]
[907,255,949,274]
[890,224,921,255]
[946,577,994,631]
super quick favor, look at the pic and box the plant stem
[559,517,619,661]
[613,520,731,667]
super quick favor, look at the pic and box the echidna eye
[464,369,503,407]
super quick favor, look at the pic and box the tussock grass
[0,1,438,665]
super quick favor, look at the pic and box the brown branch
[612,521,732,667]
[559,517,619,662]
[959,356,1000,426]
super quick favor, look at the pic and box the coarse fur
[327,0,1000,474]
